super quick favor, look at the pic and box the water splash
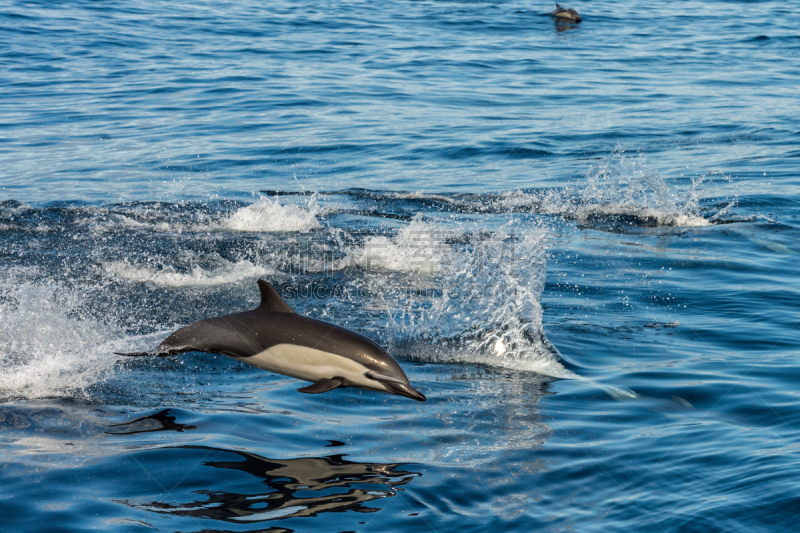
[493,149,734,228]
[572,149,713,227]
[0,281,124,401]
[356,218,573,378]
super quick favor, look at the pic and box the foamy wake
[103,258,272,287]
[220,196,321,232]
[0,282,124,400]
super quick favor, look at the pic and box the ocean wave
[393,191,459,205]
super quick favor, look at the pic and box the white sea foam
[0,282,124,400]
[346,215,449,276]
[103,258,272,287]
[220,196,321,232]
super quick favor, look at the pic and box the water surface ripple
[1,0,799,531]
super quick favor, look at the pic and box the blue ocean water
[1,0,799,531]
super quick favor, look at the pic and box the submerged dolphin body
[117,280,426,401]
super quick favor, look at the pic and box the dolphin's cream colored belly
[235,343,386,391]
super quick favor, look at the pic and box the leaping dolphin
[116,280,426,401]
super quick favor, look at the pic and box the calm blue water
[2,0,799,531]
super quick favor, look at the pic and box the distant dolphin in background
[116,280,426,401]
[551,3,582,23]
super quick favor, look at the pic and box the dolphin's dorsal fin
[257,280,295,314]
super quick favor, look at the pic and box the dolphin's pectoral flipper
[297,377,346,394]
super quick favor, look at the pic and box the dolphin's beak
[386,382,427,402]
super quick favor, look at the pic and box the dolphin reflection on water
[121,445,419,522]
